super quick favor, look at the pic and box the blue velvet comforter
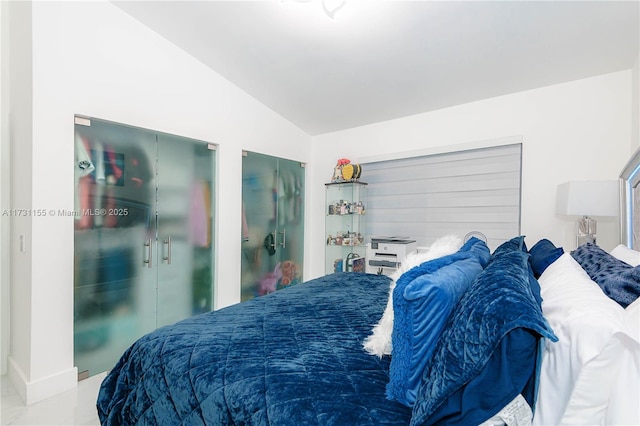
[97,273,412,425]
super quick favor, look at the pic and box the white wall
[309,71,634,279]
[7,0,311,404]
[6,0,37,399]
[0,0,10,377]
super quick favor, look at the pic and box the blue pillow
[490,235,527,260]
[386,238,490,407]
[529,239,564,278]
[571,243,640,308]
[410,238,557,426]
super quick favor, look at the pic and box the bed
[98,154,640,426]
[98,272,412,425]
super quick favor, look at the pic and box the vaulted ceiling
[114,1,640,135]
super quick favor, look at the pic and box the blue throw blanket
[571,242,640,308]
[97,273,412,425]
[410,239,558,426]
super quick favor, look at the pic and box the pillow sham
[610,244,640,267]
[571,242,640,308]
[533,253,631,426]
[604,337,640,425]
[605,295,640,425]
[411,236,557,426]
[363,234,462,357]
[528,238,564,278]
[386,237,490,407]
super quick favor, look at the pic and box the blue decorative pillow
[529,239,564,278]
[386,237,490,407]
[571,243,640,308]
[490,235,527,260]
[410,238,557,426]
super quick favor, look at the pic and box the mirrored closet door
[241,151,305,301]
[74,116,216,378]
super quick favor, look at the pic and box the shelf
[325,180,368,186]
[325,181,368,274]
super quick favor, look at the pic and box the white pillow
[533,253,631,426]
[624,296,640,339]
[604,296,640,425]
[610,244,640,267]
[362,234,462,357]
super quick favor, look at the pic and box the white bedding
[610,244,640,267]
[606,297,640,425]
[533,253,640,425]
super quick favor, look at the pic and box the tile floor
[0,372,105,425]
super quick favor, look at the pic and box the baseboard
[7,356,77,405]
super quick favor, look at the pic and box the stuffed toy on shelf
[331,158,351,182]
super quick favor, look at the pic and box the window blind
[362,143,522,251]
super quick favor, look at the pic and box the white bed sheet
[533,253,639,425]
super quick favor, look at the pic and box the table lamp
[556,180,619,246]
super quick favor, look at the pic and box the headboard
[620,148,640,249]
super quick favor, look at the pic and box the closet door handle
[279,229,286,248]
[143,239,153,268]
[162,237,172,264]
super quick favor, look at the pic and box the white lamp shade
[556,180,619,217]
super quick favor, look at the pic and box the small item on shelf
[331,158,351,182]
[341,163,362,181]
[352,256,365,273]
[333,258,343,272]
[345,252,360,272]
[342,164,354,180]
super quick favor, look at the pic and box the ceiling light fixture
[282,0,348,20]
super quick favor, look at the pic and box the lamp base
[576,216,597,246]
[576,234,596,246]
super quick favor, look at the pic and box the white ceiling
[113,1,639,136]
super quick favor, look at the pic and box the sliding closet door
[156,135,215,327]
[241,151,304,302]
[74,117,217,378]
[74,118,157,378]
[277,157,305,287]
